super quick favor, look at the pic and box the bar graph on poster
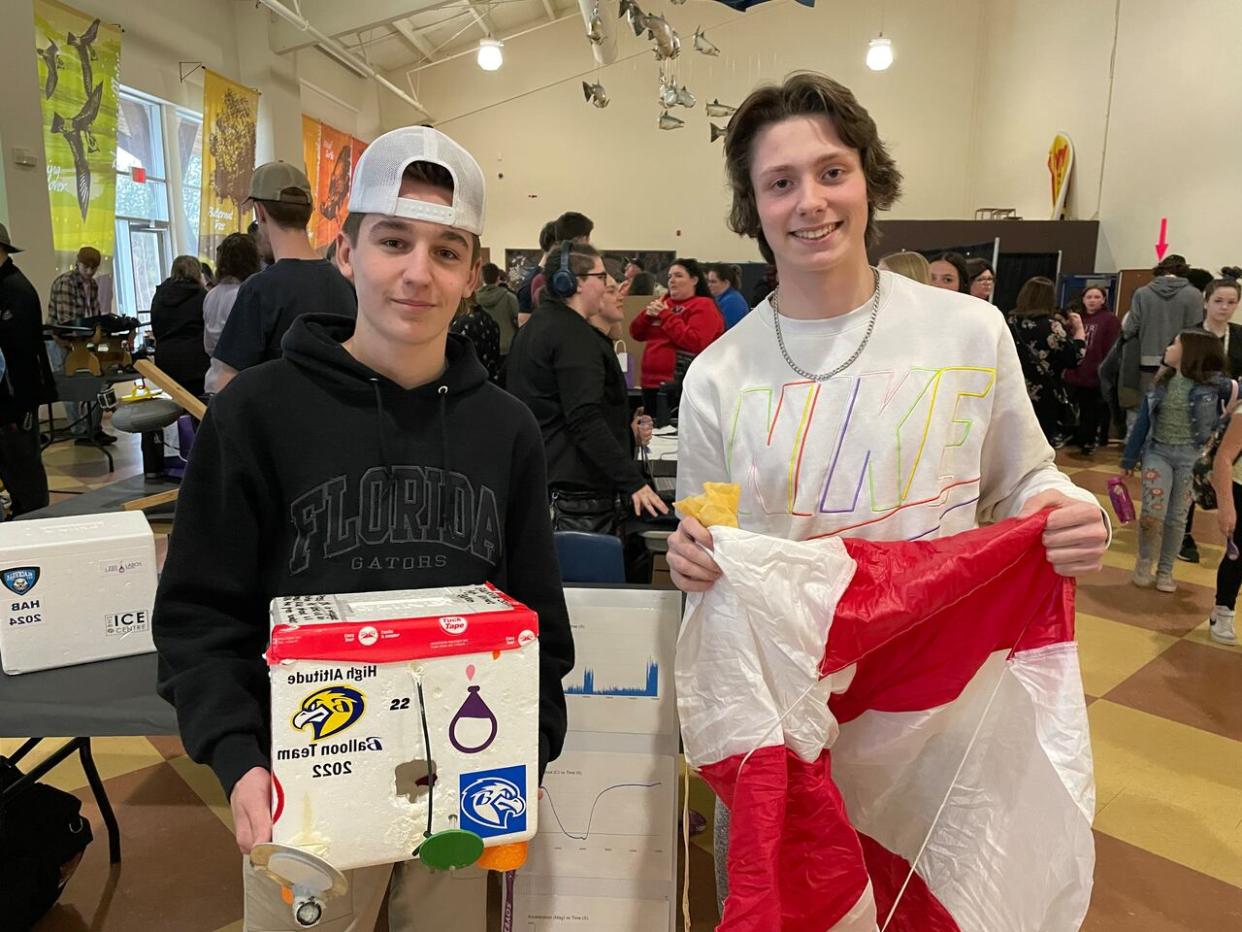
[562,608,674,735]
[531,750,677,882]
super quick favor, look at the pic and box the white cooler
[0,512,158,675]
[266,583,540,872]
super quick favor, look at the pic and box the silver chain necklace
[771,267,881,382]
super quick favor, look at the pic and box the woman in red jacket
[629,257,725,412]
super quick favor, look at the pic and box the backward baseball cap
[248,161,313,205]
[348,126,485,235]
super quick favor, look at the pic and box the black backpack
[0,756,94,930]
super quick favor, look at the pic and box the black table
[26,474,179,519]
[0,652,175,737]
[0,652,177,864]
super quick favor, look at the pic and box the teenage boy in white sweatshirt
[664,72,1109,909]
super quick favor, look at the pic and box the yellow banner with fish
[33,0,122,269]
[198,69,260,264]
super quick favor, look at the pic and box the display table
[0,652,175,865]
[5,475,178,867]
[26,474,180,519]
[0,652,174,737]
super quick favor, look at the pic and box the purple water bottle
[1108,476,1136,525]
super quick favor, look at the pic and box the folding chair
[554,531,626,584]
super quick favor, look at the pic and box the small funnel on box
[250,843,348,928]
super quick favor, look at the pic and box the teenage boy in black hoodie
[154,126,574,931]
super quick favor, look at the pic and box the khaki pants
[243,858,487,932]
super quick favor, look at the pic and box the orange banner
[302,115,321,202]
[313,123,353,247]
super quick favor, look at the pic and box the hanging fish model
[643,13,681,60]
[586,5,605,44]
[676,84,696,108]
[658,80,679,109]
[693,28,720,57]
[583,80,610,108]
[620,0,645,37]
[705,99,737,118]
[710,123,727,143]
[658,110,685,131]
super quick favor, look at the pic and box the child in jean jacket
[1122,330,1239,592]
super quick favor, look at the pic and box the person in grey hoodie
[475,262,519,356]
[1121,254,1204,428]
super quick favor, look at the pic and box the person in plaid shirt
[47,246,102,325]
[46,245,114,444]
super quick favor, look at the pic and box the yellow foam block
[674,482,741,528]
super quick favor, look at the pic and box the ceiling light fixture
[866,35,893,71]
[477,37,503,71]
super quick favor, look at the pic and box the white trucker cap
[348,126,486,235]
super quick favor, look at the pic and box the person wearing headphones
[505,240,668,580]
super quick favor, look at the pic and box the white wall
[298,50,383,142]
[965,0,1116,224]
[382,0,985,260]
[1095,0,1242,273]
[379,0,1241,274]
[11,0,1234,282]
[969,0,1242,273]
[0,0,57,291]
[104,0,241,110]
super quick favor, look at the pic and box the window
[114,91,170,321]
[175,110,203,261]
[112,88,203,322]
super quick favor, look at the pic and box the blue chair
[554,531,626,584]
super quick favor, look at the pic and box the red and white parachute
[677,513,1095,931]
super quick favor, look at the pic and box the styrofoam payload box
[266,583,540,872]
[0,512,157,675]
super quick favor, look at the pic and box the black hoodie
[151,278,210,396]
[154,315,574,798]
[505,295,647,496]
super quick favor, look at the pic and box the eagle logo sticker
[459,765,527,838]
[292,685,366,741]
[1,567,40,595]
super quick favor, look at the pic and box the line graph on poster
[525,751,676,882]
[562,601,676,735]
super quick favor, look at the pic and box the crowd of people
[3,129,1239,630]
[876,243,1242,637]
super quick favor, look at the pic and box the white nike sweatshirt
[676,270,1101,542]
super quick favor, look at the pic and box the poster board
[514,587,681,931]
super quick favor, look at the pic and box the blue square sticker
[459,764,527,839]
